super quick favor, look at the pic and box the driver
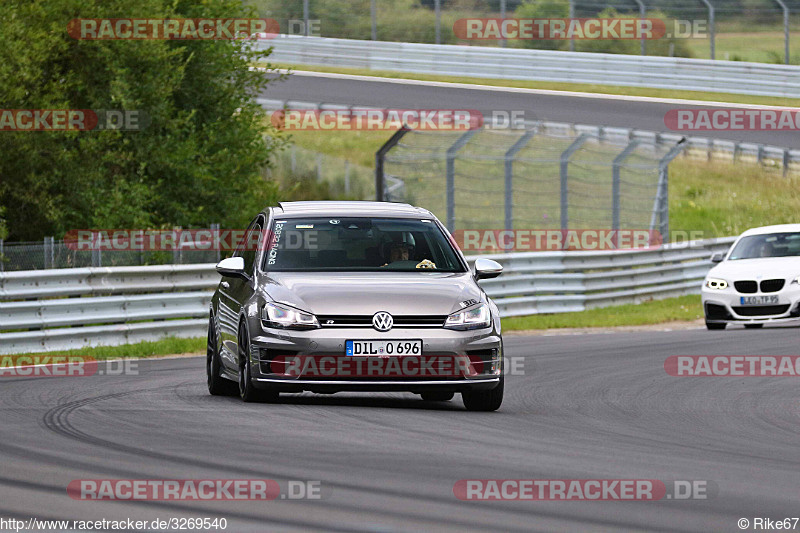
[382,233,415,264]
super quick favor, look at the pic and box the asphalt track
[261,71,800,148]
[3,326,800,532]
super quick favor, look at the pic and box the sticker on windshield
[267,222,283,265]
[295,224,314,229]
[329,220,340,225]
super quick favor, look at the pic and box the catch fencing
[0,238,734,354]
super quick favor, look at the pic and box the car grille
[317,315,448,328]
[734,280,757,293]
[732,305,790,317]
[759,279,785,293]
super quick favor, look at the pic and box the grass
[502,295,702,330]
[1,336,206,365]
[684,25,800,64]
[265,63,800,108]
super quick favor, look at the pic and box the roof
[272,201,432,218]
[739,224,800,237]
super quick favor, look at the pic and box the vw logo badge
[372,312,393,332]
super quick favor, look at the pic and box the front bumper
[247,324,503,393]
[701,284,800,325]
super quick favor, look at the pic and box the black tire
[207,314,236,396]
[420,391,455,402]
[744,323,764,329]
[462,376,504,412]
[238,323,278,403]
[705,321,726,330]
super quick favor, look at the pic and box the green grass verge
[265,63,800,107]
[2,336,206,364]
[502,295,702,331]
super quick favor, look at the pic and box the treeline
[0,0,284,242]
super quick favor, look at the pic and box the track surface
[3,326,800,531]
[261,72,800,147]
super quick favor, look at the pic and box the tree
[514,0,570,51]
[0,0,283,241]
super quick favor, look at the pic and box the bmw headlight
[261,302,319,330]
[705,278,729,290]
[792,276,800,285]
[444,304,491,330]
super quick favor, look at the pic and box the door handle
[221,281,230,289]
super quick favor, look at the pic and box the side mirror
[710,252,724,263]
[474,258,503,280]
[216,256,247,279]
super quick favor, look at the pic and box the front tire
[705,321,726,330]
[462,377,504,412]
[238,323,278,403]
[207,314,236,396]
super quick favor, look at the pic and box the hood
[710,257,800,281]
[262,271,482,316]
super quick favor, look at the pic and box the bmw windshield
[263,217,466,272]
[728,232,800,260]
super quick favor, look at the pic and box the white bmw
[702,224,800,330]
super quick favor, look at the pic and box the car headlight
[705,278,729,290]
[261,302,319,330]
[444,303,491,330]
[792,276,800,285]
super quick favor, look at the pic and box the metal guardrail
[260,36,800,98]
[0,238,734,354]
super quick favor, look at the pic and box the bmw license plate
[346,340,422,356]
[740,295,779,306]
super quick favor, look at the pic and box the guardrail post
[434,0,441,44]
[375,126,410,201]
[504,130,536,232]
[446,129,479,231]
[775,0,790,64]
[651,138,687,239]
[559,134,590,232]
[612,140,641,232]
[700,0,715,60]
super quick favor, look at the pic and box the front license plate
[740,295,779,306]
[346,340,422,356]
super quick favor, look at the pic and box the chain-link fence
[379,123,685,241]
[252,0,800,63]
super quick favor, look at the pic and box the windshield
[728,232,800,260]
[263,217,466,272]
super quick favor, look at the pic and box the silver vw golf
[207,201,505,411]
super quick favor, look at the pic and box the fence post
[500,0,507,48]
[612,140,641,232]
[633,0,646,56]
[569,0,575,52]
[559,134,591,232]
[445,130,479,232]
[0,238,3,272]
[504,130,536,231]
[371,0,377,40]
[44,236,55,269]
[783,149,790,177]
[652,139,687,239]
[775,0,790,64]
[211,223,221,263]
[700,0,715,60]
[303,0,309,37]
[435,0,441,44]
[375,126,410,201]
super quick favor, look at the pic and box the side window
[234,216,263,277]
